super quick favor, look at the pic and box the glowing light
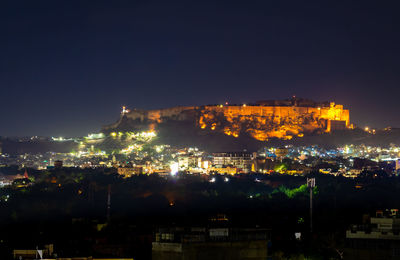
[86,133,105,140]
[224,177,229,182]
[170,162,179,176]
[209,177,216,183]
[110,132,117,137]
[197,101,349,140]
[121,144,143,154]
[52,137,73,142]
[125,131,157,141]
[203,161,209,169]
[121,106,130,114]
[155,145,164,153]
[52,136,74,142]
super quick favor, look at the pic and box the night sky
[1,1,400,137]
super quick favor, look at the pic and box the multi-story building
[152,227,271,260]
[212,152,253,173]
[178,156,199,170]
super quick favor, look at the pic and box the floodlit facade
[104,98,351,141]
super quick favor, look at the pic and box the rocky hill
[103,99,350,142]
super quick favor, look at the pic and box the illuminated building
[13,244,54,259]
[396,160,400,171]
[209,166,238,175]
[117,166,143,177]
[212,152,253,173]
[275,148,289,158]
[104,98,351,141]
[178,156,198,170]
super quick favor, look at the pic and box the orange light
[198,102,349,140]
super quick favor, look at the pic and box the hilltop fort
[104,98,351,141]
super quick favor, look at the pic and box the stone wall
[108,102,350,140]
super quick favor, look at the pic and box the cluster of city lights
[120,144,144,154]
[110,131,157,142]
[85,133,105,140]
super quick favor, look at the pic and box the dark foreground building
[152,227,271,260]
[345,209,400,260]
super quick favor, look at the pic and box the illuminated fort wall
[125,106,194,122]
[119,102,350,141]
[202,103,349,126]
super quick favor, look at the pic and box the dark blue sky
[1,0,400,136]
